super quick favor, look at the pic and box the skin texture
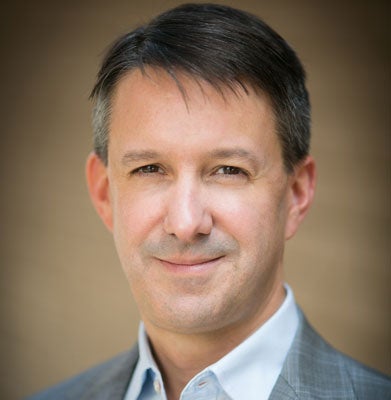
[86,68,316,399]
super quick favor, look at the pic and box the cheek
[212,188,285,240]
[111,188,164,252]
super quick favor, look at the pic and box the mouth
[156,256,224,273]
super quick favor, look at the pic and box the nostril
[163,209,212,241]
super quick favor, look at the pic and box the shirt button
[197,380,208,388]
[153,379,161,393]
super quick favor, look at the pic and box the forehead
[111,67,276,125]
[108,68,281,161]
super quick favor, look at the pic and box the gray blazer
[28,312,391,399]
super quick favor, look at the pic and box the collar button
[153,379,161,393]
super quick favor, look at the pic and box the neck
[143,282,285,400]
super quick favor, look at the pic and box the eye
[132,164,164,175]
[215,166,247,176]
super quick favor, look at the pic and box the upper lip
[157,256,222,266]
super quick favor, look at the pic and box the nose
[163,177,213,242]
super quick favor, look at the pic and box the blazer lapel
[269,309,356,400]
[80,345,139,400]
[269,375,299,399]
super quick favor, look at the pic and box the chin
[147,300,237,335]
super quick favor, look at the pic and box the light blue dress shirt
[125,285,299,400]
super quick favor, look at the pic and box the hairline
[92,66,297,173]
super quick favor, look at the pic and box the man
[29,3,390,400]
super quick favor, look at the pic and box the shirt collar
[209,284,298,400]
[126,284,298,400]
[124,322,167,400]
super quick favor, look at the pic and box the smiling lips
[157,256,223,271]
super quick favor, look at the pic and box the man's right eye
[132,164,163,175]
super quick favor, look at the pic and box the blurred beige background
[1,0,389,398]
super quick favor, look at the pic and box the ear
[285,155,316,240]
[86,152,113,231]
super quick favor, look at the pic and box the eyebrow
[120,147,262,169]
[207,148,262,169]
[121,150,160,165]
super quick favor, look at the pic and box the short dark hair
[90,3,311,171]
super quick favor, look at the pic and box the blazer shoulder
[339,351,391,399]
[276,311,391,400]
[26,346,139,400]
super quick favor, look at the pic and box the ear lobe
[285,156,316,240]
[86,152,113,231]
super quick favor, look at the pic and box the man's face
[88,69,311,336]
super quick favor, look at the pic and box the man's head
[86,3,315,339]
[90,3,310,172]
